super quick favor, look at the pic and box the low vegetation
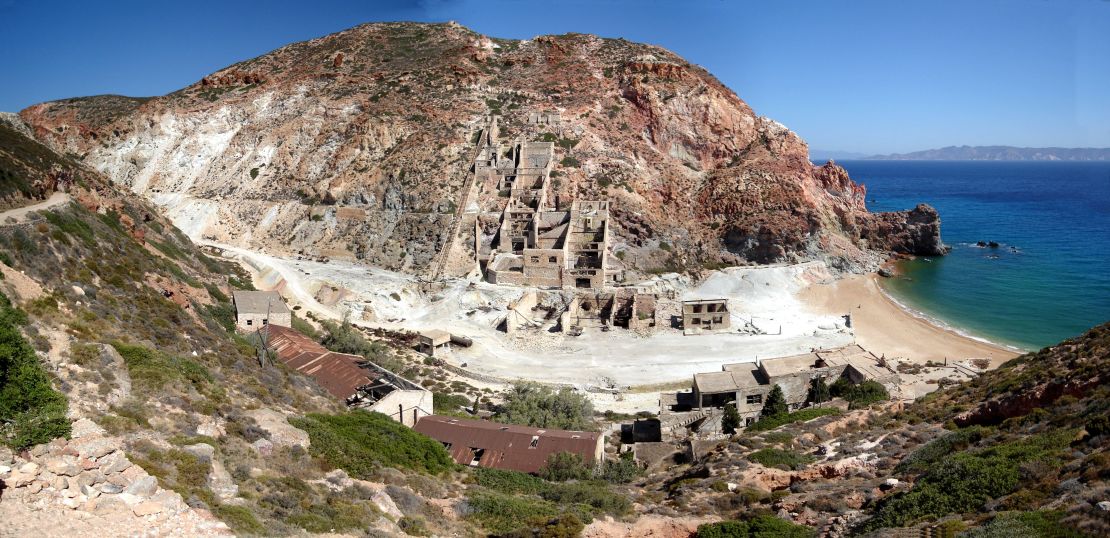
[747,448,815,471]
[496,382,596,431]
[0,292,70,449]
[696,515,814,538]
[291,410,454,476]
[830,378,889,409]
[746,407,840,433]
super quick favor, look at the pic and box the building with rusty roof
[263,325,432,426]
[413,415,605,474]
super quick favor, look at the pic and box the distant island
[863,145,1110,161]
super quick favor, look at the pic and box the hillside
[20,22,944,276]
[867,145,1110,161]
[642,322,1110,537]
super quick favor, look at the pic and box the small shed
[232,290,291,332]
[417,329,452,357]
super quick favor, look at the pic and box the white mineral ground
[210,241,1017,397]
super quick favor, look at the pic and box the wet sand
[800,273,1021,366]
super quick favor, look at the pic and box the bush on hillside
[860,430,1074,531]
[831,379,889,409]
[747,448,815,471]
[496,382,596,431]
[746,407,840,433]
[291,410,453,476]
[696,515,815,537]
[540,452,592,482]
[722,403,741,434]
[0,292,70,449]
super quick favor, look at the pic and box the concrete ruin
[232,290,291,332]
[682,299,730,335]
[472,116,621,291]
[661,344,899,435]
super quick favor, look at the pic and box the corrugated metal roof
[413,415,602,474]
[233,290,291,315]
[263,325,371,402]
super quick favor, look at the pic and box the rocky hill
[19,22,944,275]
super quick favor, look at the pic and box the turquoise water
[835,160,1110,351]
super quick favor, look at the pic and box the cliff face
[19,22,943,275]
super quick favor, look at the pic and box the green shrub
[696,515,814,537]
[291,410,453,476]
[896,427,984,474]
[466,491,562,535]
[762,385,788,417]
[540,452,592,482]
[747,448,814,471]
[747,407,840,433]
[722,403,740,434]
[961,510,1083,538]
[539,480,631,516]
[433,392,472,415]
[496,382,596,431]
[110,341,212,393]
[807,376,831,404]
[473,467,547,495]
[596,451,643,483]
[831,379,889,409]
[213,504,266,535]
[0,292,71,449]
[861,431,1074,531]
[290,313,318,339]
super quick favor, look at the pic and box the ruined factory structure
[474,116,622,290]
[659,344,899,436]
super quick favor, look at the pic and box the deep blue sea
[835,160,1110,351]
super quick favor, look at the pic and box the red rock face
[17,22,943,274]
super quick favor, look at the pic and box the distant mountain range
[863,145,1110,161]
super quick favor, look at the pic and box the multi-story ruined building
[476,115,621,290]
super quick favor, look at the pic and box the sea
[834,160,1110,352]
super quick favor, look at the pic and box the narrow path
[0,192,70,223]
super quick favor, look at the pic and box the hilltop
[20,21,943,275]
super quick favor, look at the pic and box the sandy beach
[800,273,1021,366]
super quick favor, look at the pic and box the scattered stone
[132,500,164,517]
[18,462,41,475]
[100,451,132,474]
[182,443,215,463]
[124,476,158,498]
[72,437,116,459]
[28,481,43,494]
[251,438,274,457]
[53,475,70,490]
[45,455,82,477]
[1098,500,1110,512]
[246,409,310,449]
[100,482,125,494]
[70,418,106,439]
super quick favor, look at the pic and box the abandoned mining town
[227,113,1003,474]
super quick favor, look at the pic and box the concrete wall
[236,312,291,333]
[371,390,434,428]
[522,248,565,288]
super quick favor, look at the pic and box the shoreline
[799,272,1021,367]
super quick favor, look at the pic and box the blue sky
[1,0,1107,154]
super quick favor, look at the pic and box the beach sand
[800,273,1021,366]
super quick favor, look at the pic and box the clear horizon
[1,0,1107,154]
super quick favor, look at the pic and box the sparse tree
[807,376,831,404]
[497,382,596,431]
[722,402,741,434]
[762,385,788,418]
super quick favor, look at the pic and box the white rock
[1098,500,1110,512]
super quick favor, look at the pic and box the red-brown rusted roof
[413,415,602,474]
[263,325,371,402]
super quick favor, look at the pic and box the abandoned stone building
[661,344,898,434]
[232,290,291,332]
[682,299,730,335]
[263,325,432,427]
[473,115,621,291]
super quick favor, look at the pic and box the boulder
[70,418,107,439]
[246,409,310,449]
[132,500,165,516]
[124,475,159,498]
[1098,501,1110,512]
[251,438,274,457]
[182,443,216,463]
